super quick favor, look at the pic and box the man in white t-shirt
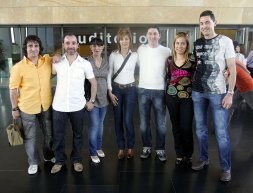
[191,10,236,182]
[50,34,97,174]
[137,26,171,162]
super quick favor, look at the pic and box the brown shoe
[127,149,134,159]
[51,164,62,174]
[117,149,125,160]
[73,163,83,173]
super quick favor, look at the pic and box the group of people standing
[9,9,245,182]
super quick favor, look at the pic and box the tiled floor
[0,87,253,193]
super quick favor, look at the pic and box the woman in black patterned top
[165,32,195,166]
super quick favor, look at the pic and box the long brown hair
[172,32,190,62]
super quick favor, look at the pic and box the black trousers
[166,95,194,158]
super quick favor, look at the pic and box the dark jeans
[138,88,167,150]
[166,95,194,158]
[112,84,137,149]
[53,108,85,164]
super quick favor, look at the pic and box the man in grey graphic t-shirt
[191,10,236,182]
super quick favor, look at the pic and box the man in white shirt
[51,34,97,174]
[137,26,171,162]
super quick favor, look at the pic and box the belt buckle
[118,84,124,89]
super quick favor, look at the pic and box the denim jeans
[87,106,107,156]
[192,91,231,171]
[20,108,54,165]
[166,95,194,158]
[138,88,167,150]
[112,85,137,149]
[53,108,85,164]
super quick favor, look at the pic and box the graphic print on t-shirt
[193,35,225,93]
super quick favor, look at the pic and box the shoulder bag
[112,53,132,81]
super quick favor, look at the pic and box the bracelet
[227,90,234,95]
[12,107,19,111]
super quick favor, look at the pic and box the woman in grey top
[87,37,109,164]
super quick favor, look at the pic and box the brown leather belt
[112,82,135,89]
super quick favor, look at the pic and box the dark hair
[22,35,44,57]
[147,26,160,34]
[233,41,239,51]
[90,37,104,46]
[200,10,216,22]
[63,33,78,43]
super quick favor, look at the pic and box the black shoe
[140,147,151,159]
[175,158,184,165]
[183,157,192,167]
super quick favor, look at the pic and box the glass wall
[0,26,61,87]
[0,24,249,88]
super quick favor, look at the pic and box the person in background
[107,28,138,159]
[9,35,55,175]
[246,49,253,77]
[191,10,236,182]
[51,34,97,174]
[86,37,109,164]
[233,41,246,65]
[225,60,253,124]
[137,26,171,162]
[165,32,195,167]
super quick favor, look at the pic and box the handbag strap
[13,118,23,130]
[112,53,131,81]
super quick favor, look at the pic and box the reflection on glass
[10,27,15,43]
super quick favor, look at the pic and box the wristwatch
[227,90,234,95]
[90,99,95,104]
[12,107,19,111]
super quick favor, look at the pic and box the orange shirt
[235,60,253,92]
[9,55,52,114]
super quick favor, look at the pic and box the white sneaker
[96,150,105,158]
[91,155,100,163]
[28,164,38,175]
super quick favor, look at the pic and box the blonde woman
[165,32,195,166]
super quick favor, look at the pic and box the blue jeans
[138,88,167,150]
[87,106,107,156]
[112,85,137,149]
[52,108,85,164]
[20,108,54,165]
[192,91,231,171]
